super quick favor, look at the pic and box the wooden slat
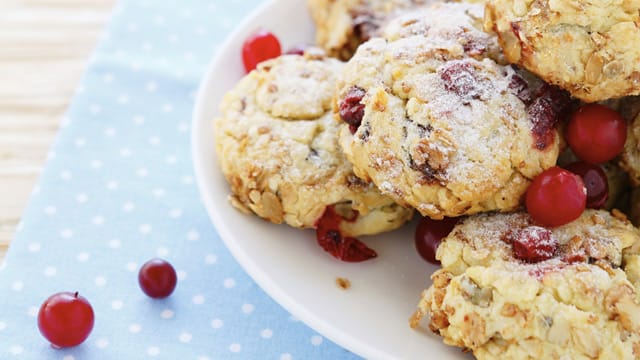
[0,0,114,263]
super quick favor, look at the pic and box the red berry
[37,292,94,348]
[338,86,366,133]
[440,61,481,101]
[241,29,282,73]
[414,216,459,264]
[506,226,557,263]
[526,166,586,227]
[315,206,377,262]
[138,258,177,298]
[565,104,627,164]
[563,161,608,209]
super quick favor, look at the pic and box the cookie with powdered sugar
[335,1,570,219]
[380,1,504,63]
[214,50,413,238]
[411,209,640,359]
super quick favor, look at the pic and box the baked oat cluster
[213,0,640,358]
[412,210,640,359]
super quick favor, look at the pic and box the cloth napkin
[0,0,360,358]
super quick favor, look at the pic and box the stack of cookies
[214,0,640,358]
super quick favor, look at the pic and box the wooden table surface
[0,0,115,262]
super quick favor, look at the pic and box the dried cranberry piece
[527,85,572,150]
[315,205,377,262]
[339,86,366,133]
[461,36,487,57]
[439,61,483,102]
[506,226,558,263]
[508,73,532,105]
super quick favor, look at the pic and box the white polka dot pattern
[0,0,360,359]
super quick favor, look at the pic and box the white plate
[192,1,468,358]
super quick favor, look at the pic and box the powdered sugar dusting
[407,58,526,191]
[337,1,560,217]
[382,2,503,63]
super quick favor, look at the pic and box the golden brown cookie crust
[485,0,640,102]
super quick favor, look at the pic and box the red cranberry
[241,29,282,73]
[37,292,94,348]
[414,216,459,264]
[566,104,627,164]
[563,161,608,209]
[439,61,482,101]
[138,258,177,298]
[461,36,487,57]
[339,86,366,133]
[507,226,557,263]
[525,166,586,227]
[315,206,377,262]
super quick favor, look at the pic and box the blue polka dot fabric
[0,0,359,358]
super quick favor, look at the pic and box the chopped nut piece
[335,277,351,290]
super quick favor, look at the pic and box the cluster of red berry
[37,258,177,348]
[527,104,626,226]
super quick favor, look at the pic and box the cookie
[214,50,413,237]
[380,1,504,63]
[621,110,640,187]
[306,0,429,60]
[335,2,570,219]
[485,0,640,102]
[411,209,640,359]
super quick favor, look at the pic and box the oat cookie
[214,51,413,236]
[307,0,429,60]
[335,2,569,219]
[411,210,640,359]
[380,1,503,63]
[485,0,640,102]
